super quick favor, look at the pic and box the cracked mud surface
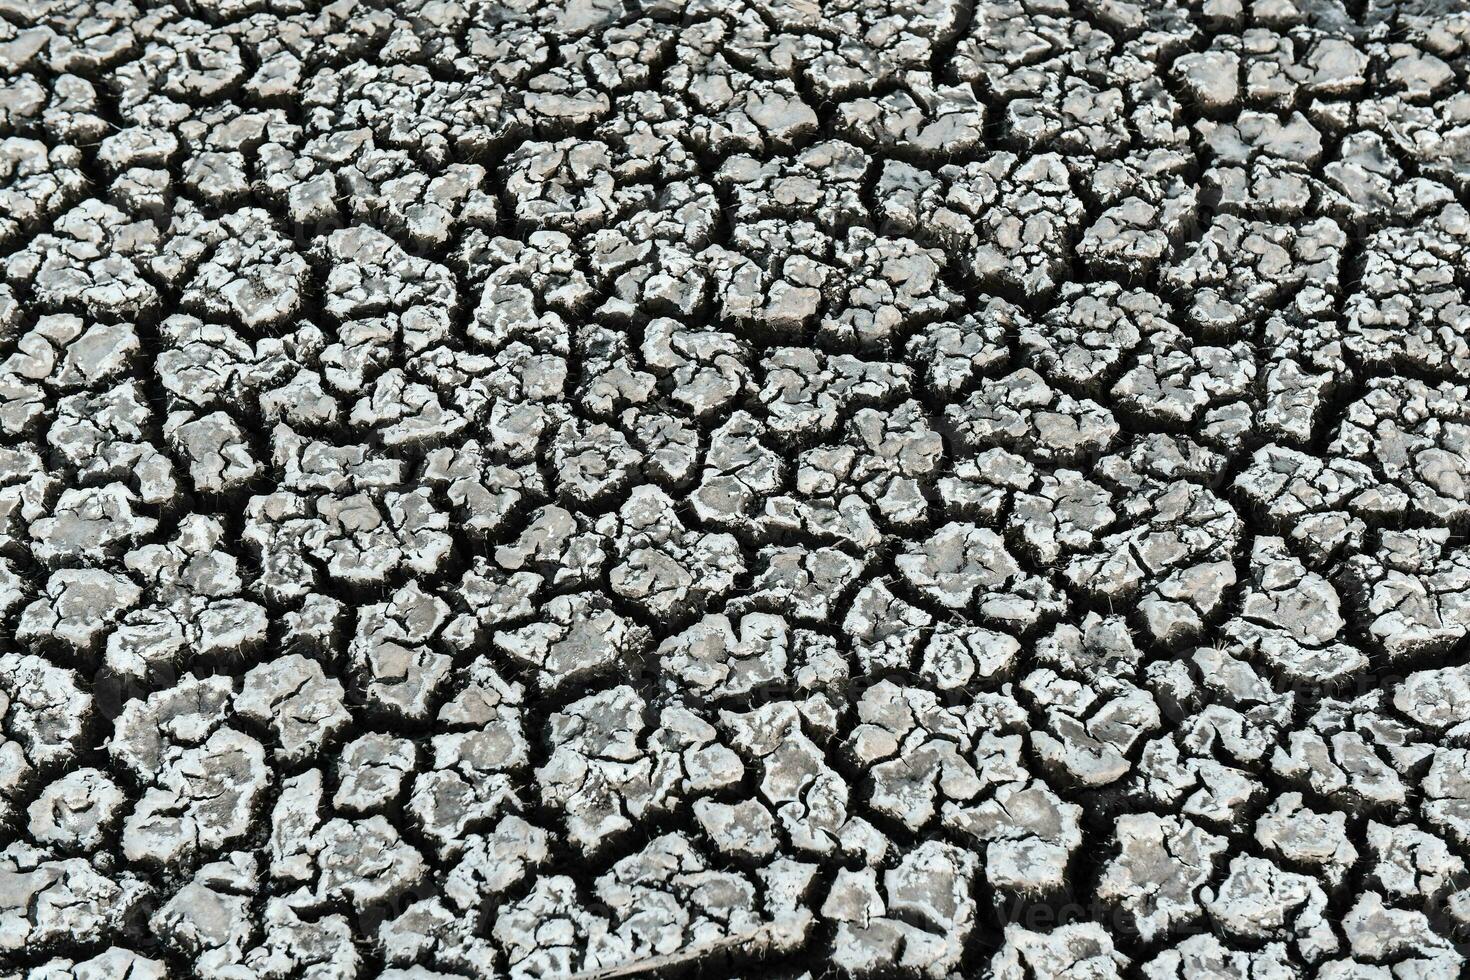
[4,0,1470,976]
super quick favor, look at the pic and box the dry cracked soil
[4,0,1470,977]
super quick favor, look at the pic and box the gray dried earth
[3,0,1470,976]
